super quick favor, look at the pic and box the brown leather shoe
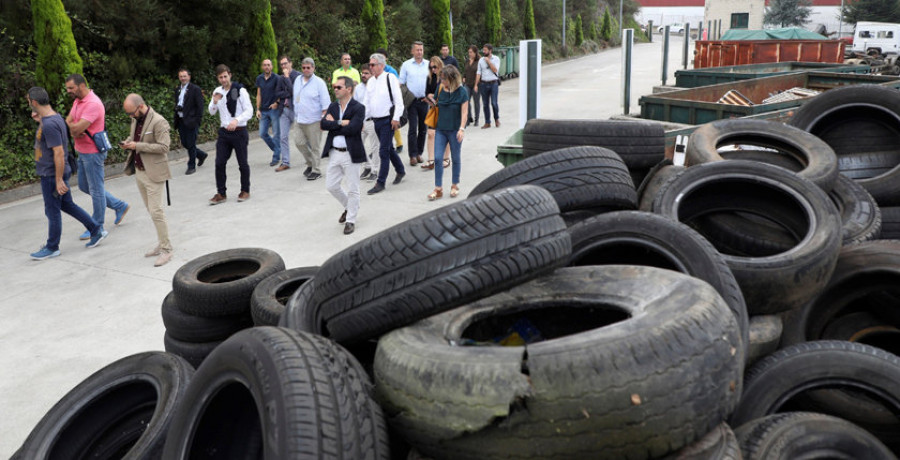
[495,120,501,127]
[209,193,227,205]
[409,157,418,166]
[154,250,173,267]
[481,123,491,129]
[275,164,290,172]
[237,191,250,202]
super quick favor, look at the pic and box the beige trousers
[295,122,323,174]
[135,169,172,251]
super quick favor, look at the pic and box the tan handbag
[424,85,440,129]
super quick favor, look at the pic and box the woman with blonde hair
[428,65,469,200]
[421,56,451,170]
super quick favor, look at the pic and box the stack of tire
[16,90,900,458]
[161,248,285,368]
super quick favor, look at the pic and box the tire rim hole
[677,179,810,257]
[50,381,157,458]
[718,144,805,172]
[190,382,263,456]
[460,304,631,345]
[776,384,900,429]
[569,241,685,272]
[275,279,309,305]
[197,260,262,284]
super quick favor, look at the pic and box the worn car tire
[746,315,783,367]
[250,266,319,327]
[522,119,666,171]
[172,248,285,317]
[734,412,896,460]
[161,291,252,343]
[788,84,900,205]
[162,332,222,370]
[650,160,842,314]
[17,352,193,459]
[662,423,742,460]
[162,327,389,459]
[311,185,571,344]
[375,266,743,460]
[686,118,839,192]
[880,206,900,239]
[567,210,748,356]
[730,340,900,454]
[470,146,638,214]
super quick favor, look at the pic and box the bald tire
[521,119,666,171]
[469,146,638,214]
[374,266,743,460]
[734,412,896,460]
[567,210,748,358]
[162,327,390,460]
[250,266,319,326]
[161,291,253,343]
[661,423,742,460]
[17,352,193,459]
[685,118,838,192]
[310,185,571,344]
[172,248,285,317]
[731,340,900,454]
[788,84,900,205]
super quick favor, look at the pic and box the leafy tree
[600,6,613,41]
[524,0,536,39]
[485,0,502,44]
[249,0,278,77]
[764,0,813,27]
[432,0,452,52]
[32,0,82,91]
[842,0,900,24]
[575,13,584,45]
[363,0,388,52]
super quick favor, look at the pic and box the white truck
[852,22,900,55]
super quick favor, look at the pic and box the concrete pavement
[0,36,685,456]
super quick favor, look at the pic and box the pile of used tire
[14,84,900,460]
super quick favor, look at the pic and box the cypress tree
[485,0,502,44]
[524,0,536,39]
[575,14,584,46]
[249,0,278,78]
[32,0,83,92]
[363,0,388,51]
[433,0,452,53]
[600,6,613,41]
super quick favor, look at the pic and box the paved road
[0,36,686,455]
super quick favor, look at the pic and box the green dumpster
[496,129,523,166]
[493,46,520,79]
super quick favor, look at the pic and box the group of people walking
[27,42,502,262]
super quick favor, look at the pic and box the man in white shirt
[398,41,430,166]
[292,57,331,181]
[475,43,502,129]
[355,63,380,181]
[207,64,253,205]
[364,53,406,195]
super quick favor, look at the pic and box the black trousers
[215,128,250,195]
[405,99,428,158]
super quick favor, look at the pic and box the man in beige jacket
[121,93,174,266]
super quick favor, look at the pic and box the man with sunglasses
[322,76,366,235]
[293,57,331,181]
[120,93,174,266]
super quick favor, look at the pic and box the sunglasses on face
[302,66,312,70]
[333,86,344,90]
[430,66,438,69]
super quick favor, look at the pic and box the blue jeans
[374,117,406,185]
[433,129,462,188]
[76,151,127,229]
[42,174,98,250]
[279,107,294,166]
[259,108,282,163]
[480,81,499,122]
[178,123,207,169]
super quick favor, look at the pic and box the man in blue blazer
[321,76,366,235]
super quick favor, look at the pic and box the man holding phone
[28,86,105,260]
[121,93,174,266]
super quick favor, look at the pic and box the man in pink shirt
[65,74,130,240]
